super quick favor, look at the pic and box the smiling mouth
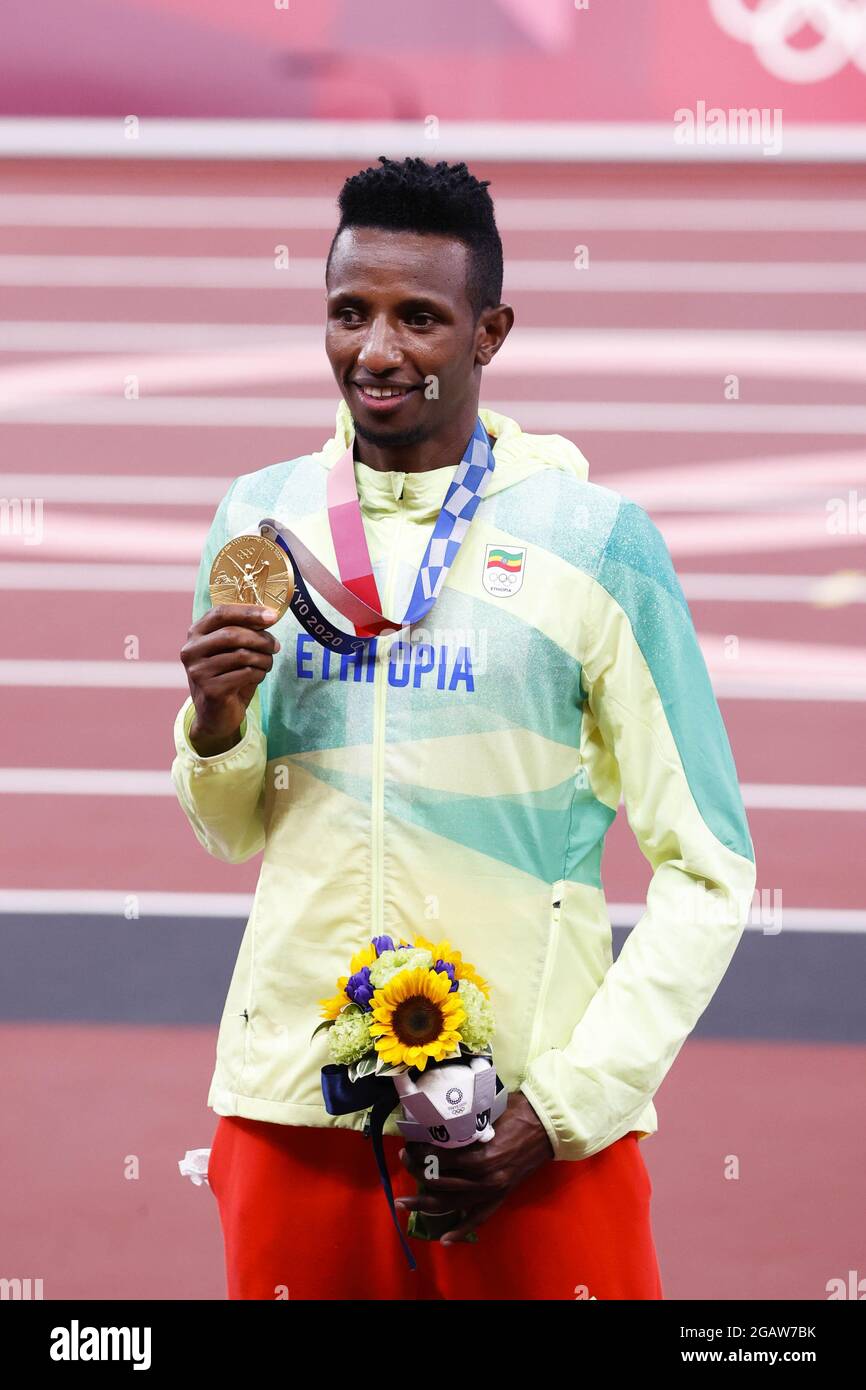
[353,383,416,409]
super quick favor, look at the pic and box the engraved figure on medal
[209,535,294,619]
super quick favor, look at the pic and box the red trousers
[208,1114,664,1300]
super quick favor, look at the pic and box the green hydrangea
[457,979,494,1051]
[328,1008,375,1065]
[368,947,433,989]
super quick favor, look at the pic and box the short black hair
[327,156,503,319]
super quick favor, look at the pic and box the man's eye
[408,314,435,328]
[336,308,363,326]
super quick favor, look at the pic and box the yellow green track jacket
[171,403,757,1161]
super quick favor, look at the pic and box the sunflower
[319,975,350,1020]
[348,942,377,975]
[368,966,466,1071]
[413,934,490,999]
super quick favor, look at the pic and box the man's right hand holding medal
[180,603,281,757]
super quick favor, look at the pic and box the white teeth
[361,386,406,398]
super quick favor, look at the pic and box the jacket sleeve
[170,481,268,864]
[519,499,757,1161]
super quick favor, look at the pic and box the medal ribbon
[259,417,495,656]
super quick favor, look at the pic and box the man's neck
[352,406,481,474]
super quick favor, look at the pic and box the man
[172,156,756,1301]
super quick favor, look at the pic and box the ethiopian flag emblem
[483,542,526,597]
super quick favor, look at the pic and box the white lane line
[0,321,321,350]
[4,331,866,407]
[628,489,866,514]
[607,903,866,934]
[2,767,864,811]
[449,195,866,230]
[0,769,175,794]
[0,562,199,590]
[740,784,866,811]
[0,890,863,933]
[658,510,866,557]
[2,562,862,606]
[0,475,228,503]
[710,681,866,702]
[6,323,866,383]
[3,398,866,432]
[0,254,300,288]
[0,344,331,405]
[1,117,865,162]
[680,572,866,604]
[604,450,866,509]
[0,511,209,560]
[490,330,866,381]
[4,448,864,509]
[1,255,866,293]
[507,262,866,294]
[0,661,185,688]
[0,658,864,700]
[5,455,865,508]
[701,636,866,697]
[3,194,866,231]
[0,889,256,918]
[0,500,861,562]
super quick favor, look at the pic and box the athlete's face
[325,226,509,450]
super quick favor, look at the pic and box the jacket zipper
[371,507,408,935]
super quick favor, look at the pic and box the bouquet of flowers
[312,933,506,1263]
[315,933,494,1075]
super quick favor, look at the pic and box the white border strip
[1,119,866,163]
[0,888,862,932]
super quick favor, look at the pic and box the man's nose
[356,316,402,372]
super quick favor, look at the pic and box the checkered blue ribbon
[402,416,496,622]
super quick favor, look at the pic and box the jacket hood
[316,399,589,498]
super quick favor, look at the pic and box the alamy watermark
[0,496,44,545]
[674,100,783,156]
[1,1276,43,1299]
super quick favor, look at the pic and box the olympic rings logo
[708,0,866,81]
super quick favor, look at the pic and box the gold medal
[209,534,294,619]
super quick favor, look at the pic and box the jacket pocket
[525,880,564,1062]
[245,935,350,1107]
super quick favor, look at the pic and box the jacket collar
[315,399,589,501]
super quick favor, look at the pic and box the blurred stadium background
[1,0,864,1300]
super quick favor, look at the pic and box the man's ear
[474,303,515,367]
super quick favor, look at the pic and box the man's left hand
[394,1091,554,1243]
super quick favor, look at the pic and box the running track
[0,157,864,1300]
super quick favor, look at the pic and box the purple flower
[434,959,459,992]
[371,935,395,957]
[346,966,375,1010]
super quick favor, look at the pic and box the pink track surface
[1,1025,862,1301]
[1,157,864,1300]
